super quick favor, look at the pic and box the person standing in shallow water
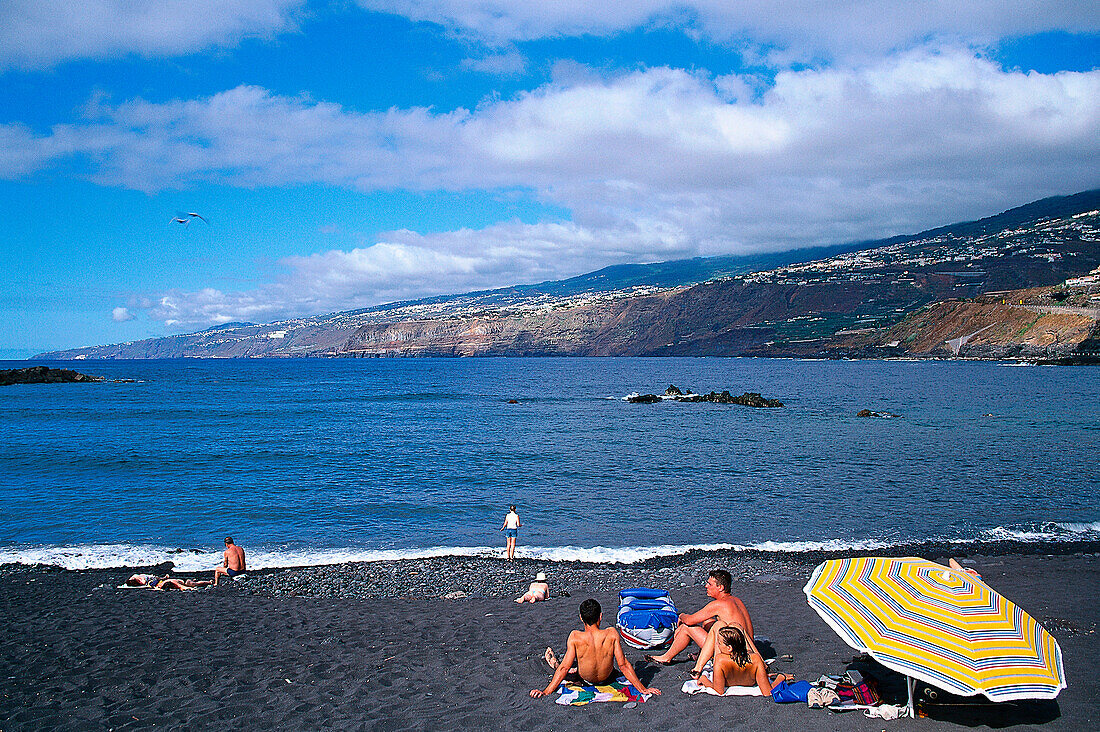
[500,505,521,560]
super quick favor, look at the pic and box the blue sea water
[1,358,1098,570]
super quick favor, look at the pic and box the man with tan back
[530,599,660,698]
[644,569,753,665]
[213,536,246,586]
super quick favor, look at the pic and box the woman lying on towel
[126,574,212,590]
[693,625,792,696]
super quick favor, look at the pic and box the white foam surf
[3,522,1099,571]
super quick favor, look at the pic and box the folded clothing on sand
[555,677,651,706]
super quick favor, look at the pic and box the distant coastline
[35,190,1100,363]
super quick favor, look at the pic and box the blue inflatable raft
[616,587,679,650]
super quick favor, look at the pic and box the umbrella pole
[907,676,916,718]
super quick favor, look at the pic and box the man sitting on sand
[530,599,661,698]
[644,570,753,665]
[213,536,246,586]
[516,572,550,603]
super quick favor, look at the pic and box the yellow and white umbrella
[804,557,1065,710]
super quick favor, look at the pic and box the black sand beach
[2,550,1097,731]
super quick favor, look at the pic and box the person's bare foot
[544,647,559,670]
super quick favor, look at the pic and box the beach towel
[680,664,763,697]
[554,677,652,706]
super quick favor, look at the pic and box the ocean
[2,358,1098,571]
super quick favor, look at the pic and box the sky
[2,1,1099,358]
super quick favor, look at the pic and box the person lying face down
[530,598,660,698]
[515,572,549,603]
[694,624,792,696]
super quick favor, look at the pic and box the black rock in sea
[0,365,102,386]
[627,386,784,407]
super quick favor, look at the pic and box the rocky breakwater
[625,384,784,407]
[0,365,103,385]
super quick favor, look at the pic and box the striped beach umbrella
[804,557,1065,707]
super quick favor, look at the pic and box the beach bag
[771,680,812,703]
[616,588,678,650]
[836,679,881,705]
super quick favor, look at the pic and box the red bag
[835,680,880,705]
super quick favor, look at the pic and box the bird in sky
[171,212,208,226]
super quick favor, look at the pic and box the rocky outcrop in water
[0,366,102,385]
[626,385,784,407]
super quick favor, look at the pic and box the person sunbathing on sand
[530,598,660,698]
[645,570,754,665]
[948,558,982,578]
[126,573,166,587]
[695,625,792,695]
[516,572,549,603]
[154,577,212,591]
[125,574,212,590]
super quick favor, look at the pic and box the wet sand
[1,551,1097,730]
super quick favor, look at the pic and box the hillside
[37,189,1100,361]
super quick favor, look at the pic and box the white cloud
[0,0,303,71]
[4,48,1099,327]
[358,1,1100,56]
[138,220,689,327]
[111,306,134,322]
[461,49,527,75]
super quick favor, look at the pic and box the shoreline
[4,535,1100,578]
[2,550,1097,730]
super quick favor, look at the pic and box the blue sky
[2,1,1099,358]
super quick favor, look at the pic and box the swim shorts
[505,529,518,539]
[226,567,243,578]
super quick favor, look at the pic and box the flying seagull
[171,212,208,226]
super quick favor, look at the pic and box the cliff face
[337,279,937,357]
[830,298,1100,360]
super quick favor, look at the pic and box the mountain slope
[37,189,1100,360]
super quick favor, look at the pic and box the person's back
[530,599,660,698]
[711,651,765,689]
[225,541,245,571]
[701,625,789,695]
[570,625,619,684]
[213,536,246,586]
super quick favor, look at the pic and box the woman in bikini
[125,574,211,590]
[515,572,549,603]
[694,624,792,695]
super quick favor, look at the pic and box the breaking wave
[3,521,1099,571]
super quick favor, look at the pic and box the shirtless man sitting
[530,599,661,698]
[212,536,246,586]
[644,569,753,665]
